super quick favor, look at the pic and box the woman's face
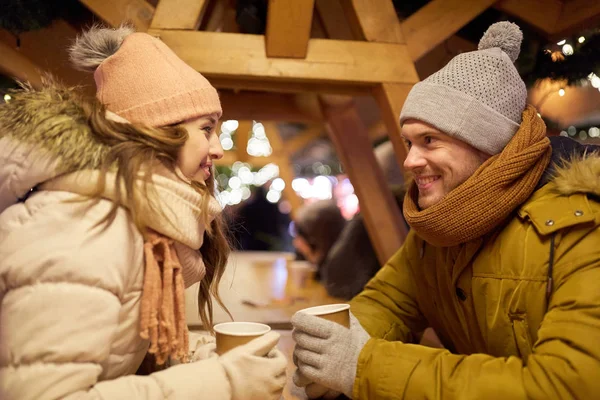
[177,114,223,184]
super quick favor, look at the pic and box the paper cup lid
[213,322,271,336]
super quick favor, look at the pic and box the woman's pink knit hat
[70,26,221,127]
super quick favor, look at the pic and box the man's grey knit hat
[399,21,527,155]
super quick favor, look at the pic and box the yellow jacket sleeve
[349,232,428,343]
[353,253,600,399]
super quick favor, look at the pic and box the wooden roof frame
[2,0,598,262]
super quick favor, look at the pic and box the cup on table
[283,252,296,263]
[286,260,317,289]
[296,303,351,328]
[213,322,272,355]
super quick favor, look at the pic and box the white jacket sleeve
[0,198,232,400]
[0,278,232,400]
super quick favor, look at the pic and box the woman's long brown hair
[86,101,231,333]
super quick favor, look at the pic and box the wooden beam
[235,120,253,163]
[221,3,241,33]
[554,0,600,37]
[496,0,600,37]
[495,0,562,35]
[373,83,412,171]
[414,34,476,80]
[151,0,208,30]
[285,125,324,155]
[274,154,302,219]
[367,120,388,142]
[263,122,303,217]
[294,93,324,122]
[203,0,227,31]
[315,0,355,40]
[148,30,419,87]
[322,100,406,264]
[0,22,94,93]
[0,41,44,89]
[78,0,155,31]
[343,0,405,43]
[310,6,329,39]
[345,6,412,252]
[402,0,496,61]
[219,91,323,122]
[210,77,370,95]
[214,152,279,167]
[266,0,316,58]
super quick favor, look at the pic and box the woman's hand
[218,331,288,400]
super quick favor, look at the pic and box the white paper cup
[287,260,317,288]
[213,322,271,355]
[297,303,350,328]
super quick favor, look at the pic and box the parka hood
[552,154,600,198]
[0,83,108,213]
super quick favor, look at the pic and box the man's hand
[292,311,370,398]
[293,369,341,399]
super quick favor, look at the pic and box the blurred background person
[292,199,347,279]
[293,140,408,300]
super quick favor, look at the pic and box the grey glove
[291,311,370,399]
[293,369,341,399]
[219,331,287,400]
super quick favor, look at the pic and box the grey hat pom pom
[70,24,135,72]
[478,21,523,63]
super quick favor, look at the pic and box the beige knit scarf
[41,169,220,366]
[139,230,189,365]
[403,106,552,247]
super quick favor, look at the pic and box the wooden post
[401,0,496,61]
[204,0,227,31]
[343,0,405,43]
[321,98,406,264]
[0,42,43,88]
[219,91,323,123]
[0,21,94,92]
[343,1,415,249]
[315,0,356,40]
[367,120,388,143]
[78,0,155,31]
[235,120,253,163]
[263,122,303,218]
[495,0,561,35]
[286,125,323,155]
[151,0,208,30]
[266,0,316,58]
[335,2,415,169]
[373,83,412,170]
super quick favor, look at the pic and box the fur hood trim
[553,153,600,197]
[0,82,109,173]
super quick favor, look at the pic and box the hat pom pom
[70,24,134,72]
[478,21,523,63]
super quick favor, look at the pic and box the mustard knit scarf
[403,106,551,247]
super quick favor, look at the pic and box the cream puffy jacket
[0,85,232,399]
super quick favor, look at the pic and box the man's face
[402,120,490,210]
